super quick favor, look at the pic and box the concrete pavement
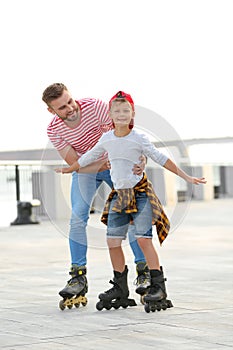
[0,198,233,349]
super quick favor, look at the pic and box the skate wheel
[67,304,73,309]
[151,305,156,312]
[112,302,120,309]
[74,302,80,308]
[96,301,104,311]
[105,304,112,310]
[144,303,150,313]
[59,300,66,311]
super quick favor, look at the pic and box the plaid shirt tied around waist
[101,173,170,245]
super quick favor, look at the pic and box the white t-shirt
[78,129,168,189]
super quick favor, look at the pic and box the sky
[0,0,233,153]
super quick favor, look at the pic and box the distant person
[42,84,148,309]
[56,91,207,312]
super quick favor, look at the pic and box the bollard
[11,200,40,225]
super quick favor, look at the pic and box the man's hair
[42,83,68,105]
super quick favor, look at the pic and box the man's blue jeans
[69,170,146,266]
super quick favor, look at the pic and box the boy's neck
[114,126,131,137]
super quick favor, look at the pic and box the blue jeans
[69,170,146,266]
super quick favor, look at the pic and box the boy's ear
[129,111,135,129]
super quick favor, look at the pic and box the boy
[56,91,206,312]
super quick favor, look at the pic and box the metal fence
[0,164,47,226]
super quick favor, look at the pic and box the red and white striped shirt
[47,98,113,157]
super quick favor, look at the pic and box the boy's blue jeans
[69,170,146,266]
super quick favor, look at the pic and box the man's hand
[132,155,146,175]
[99,159,111,172]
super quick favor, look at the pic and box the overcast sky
[0,0,233,152]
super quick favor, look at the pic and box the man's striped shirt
[47,98,113,157]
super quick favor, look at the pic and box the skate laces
[134,272,150,286]
[67,274,86,286]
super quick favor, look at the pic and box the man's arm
[58,145,109,173]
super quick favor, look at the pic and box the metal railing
[0,163,48,226]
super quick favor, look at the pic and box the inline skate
[96,266,137,311]
[134,261,151,304]
[59,265,88,311]
[144,267,173,313]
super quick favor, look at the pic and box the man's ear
[47,106,55,115]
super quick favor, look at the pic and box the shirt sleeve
[140,133,168,166]
[94,99,113,132]
[78,135,107,167]
[47,124,69,151]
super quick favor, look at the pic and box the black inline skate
[58,265,88,311]
[144,267,173,313]
[96,265,137,311]
[134,261,151,304]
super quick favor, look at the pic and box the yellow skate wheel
[74,302,80,308]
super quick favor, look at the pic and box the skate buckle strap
[104,280,120,294]
[69,266,86,276]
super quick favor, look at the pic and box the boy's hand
[188,176,207,185]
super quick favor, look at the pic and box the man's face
[48,90,79,122]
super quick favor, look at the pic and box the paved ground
[0,198,233,350]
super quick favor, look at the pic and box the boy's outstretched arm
[163,159,207,185]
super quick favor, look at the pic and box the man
[42,83,149,304]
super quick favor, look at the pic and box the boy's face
[47,89,79,122]
[110,101,134,127]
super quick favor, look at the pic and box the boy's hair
[42,83,68,105]
[110,98,131,109]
